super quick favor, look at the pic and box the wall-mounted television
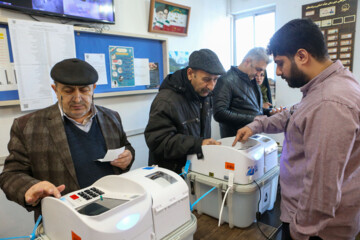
[0,0,115,24]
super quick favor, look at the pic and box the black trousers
[282,223,322,240]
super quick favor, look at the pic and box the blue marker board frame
[0,23,167,104]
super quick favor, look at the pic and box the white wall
[0,0,231,166]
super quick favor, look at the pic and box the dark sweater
[64,118,114,188]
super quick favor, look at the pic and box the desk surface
[193,211,277,240]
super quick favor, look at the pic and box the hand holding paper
[96,147,133,170]
[96,147,125,162]
[110,148,133,170]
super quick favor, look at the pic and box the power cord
[190,186,216,211]
[0,215,42,240]
[218,172,234,227]
[254,180,271,240]
[179,160,191,179]
[28,15,40,22]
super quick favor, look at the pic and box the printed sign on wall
[302,0,357,71]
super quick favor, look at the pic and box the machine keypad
[77,187,105,200]
[91,187,104,195]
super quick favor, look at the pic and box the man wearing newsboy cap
[0,58,135,220]
[145,49,226,173]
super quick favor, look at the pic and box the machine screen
[77,198,128,216]
[146,171,177,187]
[237,145,253,150]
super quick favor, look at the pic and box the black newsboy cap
[188,49,226,75]
[51,58,98,85]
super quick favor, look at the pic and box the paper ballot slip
[96,147,125,162]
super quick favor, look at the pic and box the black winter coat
[213,66,265,138]
[144,68,212,173]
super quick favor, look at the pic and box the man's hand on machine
[232,127,254,146]
[202,138,221,145]
[25,181,66,206]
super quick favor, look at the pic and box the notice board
[302,0,358,71]
[0,20,168,106]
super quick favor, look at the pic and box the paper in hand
[96,147,125,162]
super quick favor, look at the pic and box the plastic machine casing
[42,167,193,240]
[186,135,279,228]
[120,167,191,239]
[188,135,278,184]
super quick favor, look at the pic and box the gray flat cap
[51,58,98,85]
[188,49,226,75]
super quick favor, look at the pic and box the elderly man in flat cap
[0,58,134,220]
[145,49,225,173]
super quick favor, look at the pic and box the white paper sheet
[0,28,17,91]
[8,19,76,111]
[84,53,108,85]
[134,58,150,86]
[96,147,125,162]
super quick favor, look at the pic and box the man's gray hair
[242,47,271,64]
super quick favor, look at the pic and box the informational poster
[85,53,108,85]
[302,0,358,71]
[169,50,189,73]
[0,28,17,91]
[146,62,160,89]
[134,58,150,86]
[109,46,135,88]
[8,19,76,111]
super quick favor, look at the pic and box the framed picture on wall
[148,0,191,36]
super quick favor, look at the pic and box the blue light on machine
[116,214,140,231]
[253,151,262,160]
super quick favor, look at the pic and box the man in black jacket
[213,47,271,138]
[145,49,226,173]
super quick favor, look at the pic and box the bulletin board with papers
[0,18,168,107]
[75,30,167,95]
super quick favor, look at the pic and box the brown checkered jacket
[0,103,135,220]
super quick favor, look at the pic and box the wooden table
[193,211,278,240]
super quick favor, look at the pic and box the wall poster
[109,46,135,88]
[302,0,357,71]
[169,50,189,74]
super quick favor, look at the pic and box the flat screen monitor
[0,0,115,24]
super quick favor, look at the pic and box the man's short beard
[286,59,310,88]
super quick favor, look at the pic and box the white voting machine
[186,135,279,228]
[40,167,196,240]
[188,134,278,184]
